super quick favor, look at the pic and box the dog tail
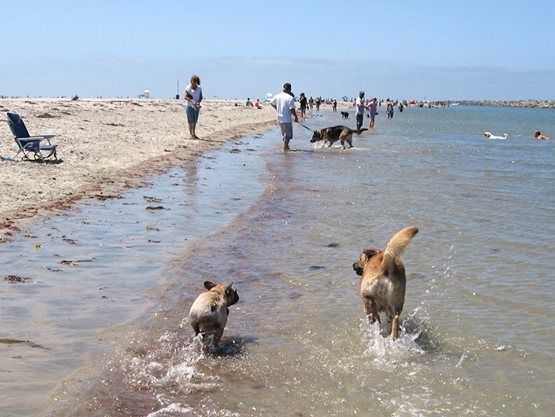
[382,226,418,267]
[356,128,368,134]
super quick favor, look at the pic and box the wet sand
[0,98,278,241]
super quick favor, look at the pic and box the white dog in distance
[484,131,508,140]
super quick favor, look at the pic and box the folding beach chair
[6,112,58,161]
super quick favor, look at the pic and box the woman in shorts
[184,74,203,139]
[299,92,307,120]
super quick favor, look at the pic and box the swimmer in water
[534,130,550,140]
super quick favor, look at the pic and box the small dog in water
[352,226,418,339]
[188,281,239,350]
[310,125,368,149]
[341,111,350,119]
[484,131,508,140]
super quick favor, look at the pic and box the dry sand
[0,98,278,241]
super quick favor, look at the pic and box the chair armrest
[25,135,57,145]
[26,135,56,140]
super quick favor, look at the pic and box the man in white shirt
[354,90,368,132]
[270,82,299,151]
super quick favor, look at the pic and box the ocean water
[1,105,554,417]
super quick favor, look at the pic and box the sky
[1,0,554,100]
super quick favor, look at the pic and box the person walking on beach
[368,96,378,128]
[309,96,314,111]
[184,74,203,139]
[354,91,368,132]
[270,82,299,152]
[386,100,394,119]
[299,92,307,120]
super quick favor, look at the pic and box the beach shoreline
[0,98,280,242]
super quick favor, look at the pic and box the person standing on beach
[354,91,368,132]
[299,92,307,120]
[386,100,394,119]
[368,96,378,128]
[270,82,299,152]
[184,74,203,139]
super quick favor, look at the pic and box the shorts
[279,122,293,139]
[186,106,200,123]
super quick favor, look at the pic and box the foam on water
[361,317,426,363]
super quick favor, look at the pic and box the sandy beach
[0,98,279,241]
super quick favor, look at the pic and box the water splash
[124,331,219,397]
[360,319,426,365]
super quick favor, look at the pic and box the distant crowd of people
[182,74,550,150]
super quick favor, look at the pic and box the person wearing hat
[354,90,368,132]
[270,82,299,151]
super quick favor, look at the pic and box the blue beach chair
[6,112,58,161]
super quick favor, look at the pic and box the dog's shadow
[193,334,258,357]
[400,316,440,353]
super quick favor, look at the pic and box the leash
[295,121,314,132]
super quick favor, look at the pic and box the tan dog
[352,226,418,339]
[188,281,239,349]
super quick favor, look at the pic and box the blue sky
[1,0,554,99]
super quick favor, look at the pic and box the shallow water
[1,106,554,416]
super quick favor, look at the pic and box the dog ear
[353,249,378,275]
[204,281,217,290]
[363,249,380,259]
[225,283,234,295]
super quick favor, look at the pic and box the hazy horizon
[1,1,554,100]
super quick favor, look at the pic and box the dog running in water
[188,281,239,351]
[353,226,418,339]
[310,125,368,149]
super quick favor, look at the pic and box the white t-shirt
[355,97,367,115]
[271,91,295,123]
[185,84,202,106]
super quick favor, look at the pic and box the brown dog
[310,125,368,149]
[352,226,418,339]
[188,281,239,349]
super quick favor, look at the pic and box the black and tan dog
[310,125,368,149]
[341,111,349,119]
[352,226,418,339]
